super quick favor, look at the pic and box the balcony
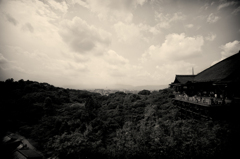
[173,92,232,107]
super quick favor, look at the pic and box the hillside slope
[0,78,239,159]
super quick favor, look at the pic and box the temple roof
[194,52,240,83]
[172,75,195,85]
[171,51,240,85]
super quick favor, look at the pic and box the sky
[0,0,240,89]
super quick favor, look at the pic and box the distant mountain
[107,84,134,90]
[107,84,168,91]
[133,85,168,91]
[63,83,168,91]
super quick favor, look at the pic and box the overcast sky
[0,0,240,89]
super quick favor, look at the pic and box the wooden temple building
[170,52,240,119]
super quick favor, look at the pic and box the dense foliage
[0,78,239,159]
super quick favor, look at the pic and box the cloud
[0,45,131,86]
[0,0,63,44]
[220,40,240,59]
[138,23,161,35]
[0,45,89,84]
[22,23,34,33]
[59,17,112,54]
[207,13,220,23]
[136,60,195,85]
[155,60,195,82]
[205,33,216,41]
[2,65,27,74]
[0,53,8,63]
[155,12,185,29]
[185,24,193,28]
[68,49,136,85]
[144,33,204,61]
[200,2,210,11]
[212,40,240,65]
[134,0,146,6]
[0,49,28,79]
[87,49,129,79]
[3,13,18,26]
[114,22,140,42]
[75,0,146,23]
[47,0,68,13]
[113,21,160,43]
[114,22,143,42]
[232,6,240,14]
[218,1,237,10]
[104,50,129,65]
[0,53,10,66]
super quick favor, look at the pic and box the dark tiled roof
[171,52,240,85]
[173,75,195,84]
[194,52,240,83]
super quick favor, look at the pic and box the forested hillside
[0,78,239,159]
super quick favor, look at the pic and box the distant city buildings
[87,89,139,95]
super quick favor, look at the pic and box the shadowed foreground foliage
[0,79,239,159]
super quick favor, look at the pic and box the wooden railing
[174,94,232,106]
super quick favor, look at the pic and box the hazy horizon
[62,83,168,90]
[1,0,240,88]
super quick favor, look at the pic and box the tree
[85,96,100,112]
[5,78,14,83]
[138,90,151,95]
[43,97,53,115]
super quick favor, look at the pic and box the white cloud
[212,40,240,65]
[232,6,240,15]
[156,12,185,22]
[59,16,112,54]
[207,13,220,23]
[185,24,194,28]
[155,12,185,29]
[220,40,240,59]
[114,22,141,42]
[155,61,195,82]
[205,33,216,41]
[22,23,34,33]
[71,49,141,86]
[0,45,131,87]
[134,0,146,6]
[200,3,210,11]
[74,0,146,23]
[0,53,9,64]
[0,0,135,86]
[0,0,64,51]
[113,21,160,43]
[144,33,204,61]
[0,45,89,84]
[48,0,68,13]
[138,23,161,35]
[2,13,18,26]
[218,1,237,10]
[114,21,149,43]
[104,50,129,65]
